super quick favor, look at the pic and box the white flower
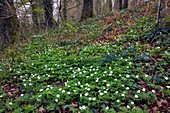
[116,100,120,102]
[106,106,109,110]
[55,99,58,102]
[131,101,134,104]
[142,88,146,92]
[100,92,104,95]
[56,94,60,98]
[104,90,107,93]
[40,89,43,92]
[80,94,82,97]
[96,78,99,82]
[122,85,124,87]
[164,77,168,80]
[89,97,92,101]
[126,75,130,78]
[137,90,140,93]
[78,81,81,85]
[9,102,12,105]
[121,94,125,97]
[80,85,83,88]
[103,80,107,82]
[20,94,24,96]
[166,86,170,89]
[0,95,3,98]
[119,74,122,77]
[38,95,42,97]
[136,75,139,78]
[80,105,86,110]
[67,92,71,95]
[106,84,110,87]
[145,74,148,77]
[114,78,117,81]
[126,87,130,90]
[92,97,96,101]
[77,68,80,71]
[87,88,90,91]
[127,105,130,109]
[115,91,118,94]
[85,83,89,86]
[84,92,89,96]
[59,88,62,91]
[135,95,138,98]
[62,90,65,93]
[46,88,49,90]
[73,90,76,92]
[151,90,155,93]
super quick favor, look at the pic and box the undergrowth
[0,8,169,113]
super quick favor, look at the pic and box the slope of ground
[0,7,170,113]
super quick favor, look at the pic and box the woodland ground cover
[0,8,169,113]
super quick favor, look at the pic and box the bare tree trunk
[122,0,128,9]
[31,0,44,32]
[93,0,102,16]
[81,0,93,20]
[0,0,19,50]
[119,0,122,9]
[156,0,161,26]
[109,0,112,11]
[42,0,56,29]
[62,0,67,20]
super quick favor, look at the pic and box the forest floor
[0,5,170,113]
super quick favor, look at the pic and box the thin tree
[156,0,161,26]
[119,0,122,9]
[62,0,67,20]
[123,0,128,9]
[0,0,19,50]
[81,0,93,20]
[42,0,55,28]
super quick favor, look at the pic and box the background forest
[0,0,170,113]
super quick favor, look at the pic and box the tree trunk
[42,0,55,29]
[62,0,67,20]
[93,0,102,16]
[31,0,44,31]
[119,0,122,9]
[109,0,113,11]
[156,0,161,26]
[81,0,93,20]
[0,0,19,50]
[122,0,128,9]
